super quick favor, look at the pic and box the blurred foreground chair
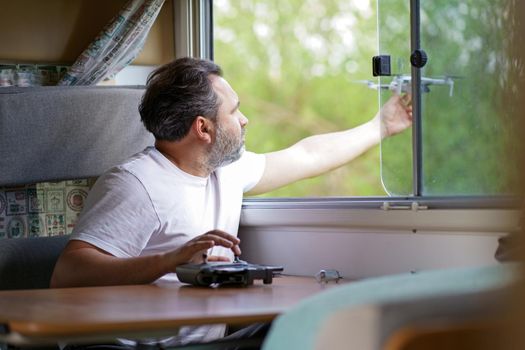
[383,319,507,350]
[262,264,517,350]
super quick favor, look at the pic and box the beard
[207,123,245,170]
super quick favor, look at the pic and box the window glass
[379,0,519,195]
[213,0,384,197]
[377,0,412,195]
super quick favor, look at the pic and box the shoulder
[218,151,266,192]
[87,166,148,206]
[221,151,265,172]
[118,147,161,174]
[112,146,175,188]
[87,149,160,200]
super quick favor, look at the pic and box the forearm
[294,118,381,177]
[249,119,380,195]
[50,244,171,288]
[50,231,236,288]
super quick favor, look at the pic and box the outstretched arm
[50,230,241,288]
[247,94,412,195]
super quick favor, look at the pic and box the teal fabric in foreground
[262,264,516,350]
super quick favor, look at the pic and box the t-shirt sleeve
[223,151,266,193]
[70,167,161,258]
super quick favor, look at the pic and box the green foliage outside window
[214,0,520,197]
[214,0,383,197]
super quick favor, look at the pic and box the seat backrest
[0,85,154,186]
[0,235,69,290]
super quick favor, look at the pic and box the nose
[239,113,249,127]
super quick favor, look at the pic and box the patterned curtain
[58,0,165,86]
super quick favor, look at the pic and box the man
[50,57,411,345]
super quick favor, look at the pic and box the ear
[192,116,214,143]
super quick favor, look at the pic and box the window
[213,0,519,199]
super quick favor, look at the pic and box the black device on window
[372,55,391,76]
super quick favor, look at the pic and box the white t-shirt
[69,146,265,346]
[72,146,265,278]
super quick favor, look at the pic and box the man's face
[207,76,248,168]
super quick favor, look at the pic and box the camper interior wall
[0,0,174,65]
[238,206,517,279]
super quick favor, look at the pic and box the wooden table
[0,276,337,345]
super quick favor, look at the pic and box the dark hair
[139,57,223,141]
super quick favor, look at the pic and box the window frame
[173,0,213,59]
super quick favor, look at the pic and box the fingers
[185,230,242,257]
[168,230,242,270]
[380,93,413,137]
[392,93,412,119]
[401,93,412,106]
[198,230,242,256]
[167,240,215,267]
[400,94,413,120]
[207,255,231,262]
